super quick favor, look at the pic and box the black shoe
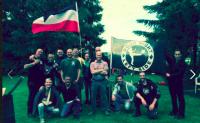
[88,111,95,116]
[28,113,34,118]
[74,115,80,119]
[169,112,177,116]
[85,100,89,104]
[132,113,141,117]
[104,111,110,116]
[175,115,185,119]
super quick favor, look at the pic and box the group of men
[24,47,186,123]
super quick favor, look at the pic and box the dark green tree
[133,0,200,69]
[3,0,105,73]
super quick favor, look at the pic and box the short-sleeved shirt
[60,58,81,82]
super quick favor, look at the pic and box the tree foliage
[133,0,200,57]
[3,0,105,73]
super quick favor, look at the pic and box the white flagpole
[75,2,83,57]
[110,37,113,75]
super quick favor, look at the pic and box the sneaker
[104,111,110,116]
[40,118,45,123]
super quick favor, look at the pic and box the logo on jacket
[121,41,154,71]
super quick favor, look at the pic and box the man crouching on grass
[32,78,60,123]
[59,76,81,119]
[112,74,137,112]
[133,72,160,119]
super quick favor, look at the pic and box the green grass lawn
[2,74,200,123]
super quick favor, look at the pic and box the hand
[166,73,170,77]
[100,71,107,75]
[149,103,155,111]
[29,55,35,61]
[112,95,116,101]
[74,79,79,84]
[141,98,147,106]
[33,59,40,65]
[75,98,80,101]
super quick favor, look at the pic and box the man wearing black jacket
[166,49,186,119]
[24,48,46,116]
[60,76,81,119]
[133,72,160,119]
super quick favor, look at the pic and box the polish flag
[32,5,79,34]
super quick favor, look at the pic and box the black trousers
[84,77,92,102]
[27,85,40,114]
[168,78,185,116]
[134,97,158,119]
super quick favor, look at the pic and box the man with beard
[133,72,160,119]
[112,75,136,112]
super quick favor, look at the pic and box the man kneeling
[32,78,60,123]
[133,72,160,119]
[60,76,81,119]
[112,75,137,112]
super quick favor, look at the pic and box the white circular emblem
[121,41,154,71]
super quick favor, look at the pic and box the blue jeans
[38,103,59,119]
[60,100,81,117]
[91,80,109,112]
[113,95,131,111]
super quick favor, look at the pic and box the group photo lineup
[2,0,200,123]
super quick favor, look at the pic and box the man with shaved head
[60,48,81,88]
[88,51,110,116]
[24,48,45,116]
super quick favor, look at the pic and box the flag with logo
[32,4,79,34]
[111,37,167,74]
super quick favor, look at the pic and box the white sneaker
[40,118,45,123]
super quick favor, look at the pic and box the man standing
[133,72,160,119]
[88,51,110,116]
[54,49,66,92]
[60,48,81,89]
[24,48,45,116]
[72,48,84,103]
[83,53,92,104]
[44,53,58,84]
[112,75,136,112]
[166,49,186,119]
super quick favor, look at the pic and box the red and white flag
[32,5,79,34]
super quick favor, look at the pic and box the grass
[2,74,200,123]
